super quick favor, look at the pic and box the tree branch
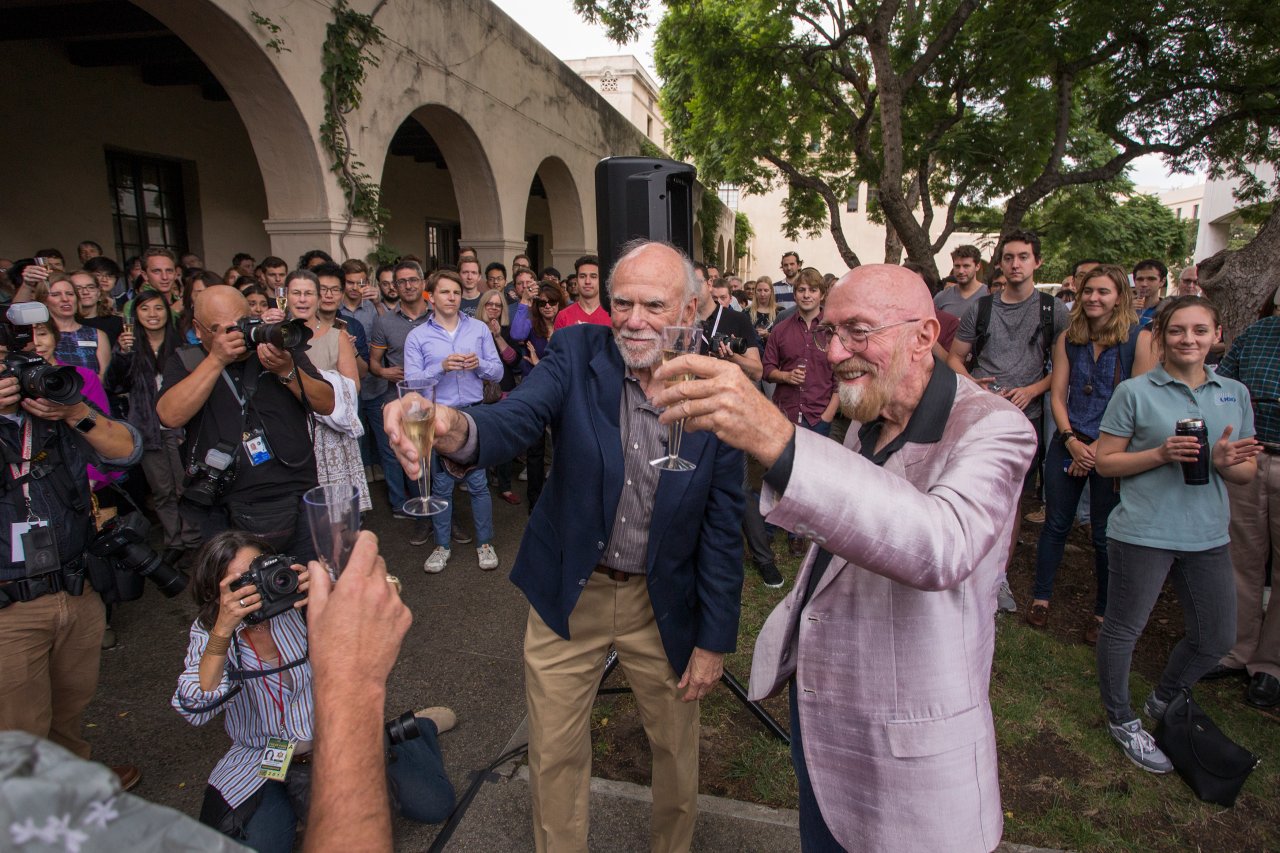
[763,153,862,268]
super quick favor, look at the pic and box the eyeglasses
[394,276,422,287]
[319,286,343,296]
[812,319,920,352]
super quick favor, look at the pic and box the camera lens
[267,566,298,594]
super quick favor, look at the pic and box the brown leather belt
[593,565,633,582]
[1261,442,1280,455]
[292,752,313,766]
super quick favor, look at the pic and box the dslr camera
[0,303,84,405]
[184,442,237,508]
[708,333,747,357]
[89,512,188,597]
[230,317,313,351]
[230,552,305,625]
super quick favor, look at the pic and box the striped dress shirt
[172,610,314,808]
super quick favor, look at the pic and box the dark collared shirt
[764,358,957,603]
[762,309,837,427]
[1216,316,1280,446]
[601,375,664,574]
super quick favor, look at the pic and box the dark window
[846,188,859,213]
[425,219,460,270]
[106,151,188,262]
[866,185,880,212]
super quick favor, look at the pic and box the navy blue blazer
[467,324,745,676]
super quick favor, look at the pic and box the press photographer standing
[157,286,334,560]
[0,304,143,786]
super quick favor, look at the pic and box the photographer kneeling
[173,531,457,851]
[0,301,143,786]
[157,285,335,560]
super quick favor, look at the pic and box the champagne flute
[302,484,361,581]
[397,378,449,516]
[275,286,288,313]
[120,317,135,353]
[650,325,701,472]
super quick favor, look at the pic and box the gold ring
[386,575,403,594]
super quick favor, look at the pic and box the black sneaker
[452,523,474,545]
[410,520,432,546]
[756,562,784,588]
[392,509,413,520]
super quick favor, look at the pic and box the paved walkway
[87,479,1067,851]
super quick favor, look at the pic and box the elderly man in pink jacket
[655,265,1036,852]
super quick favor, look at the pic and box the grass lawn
[591,542,1280,852]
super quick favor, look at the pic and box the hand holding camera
[208,326,249,367]
[0,373,19,411]
[224,553,310,629]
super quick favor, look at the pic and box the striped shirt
[1216,316,1280,445]
[601,375,663,574]
[172,610,314,808]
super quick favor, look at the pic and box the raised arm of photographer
[156,327,246,428]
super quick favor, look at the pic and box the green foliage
[367,243,402,267]
[599,0,1280,274]
[733,211,753,266]
[249,11,290,54]
[696,194,723,262]
[320,1,388,246]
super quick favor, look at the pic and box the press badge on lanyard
[259,736,296,781]
[243,429,273,466]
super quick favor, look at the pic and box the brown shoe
[112,764,141,792]
[415,706,457,735]
[1083,619,1102,646]
[788,537,807,557]
[1025,603,1049,628]
[1023,508,1046,524]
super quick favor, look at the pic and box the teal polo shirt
[1100,365,1254,551]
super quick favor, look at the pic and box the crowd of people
[0,229,1276,852]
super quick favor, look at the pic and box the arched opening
[0,0,316,267]
[693,223,704,262]
[716,235,726,269]
[523,157,585,273]
[378,106,501,268]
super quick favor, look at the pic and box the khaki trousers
[1224,452,1280,678]
[0,589,105,758]
[524,572,699,853]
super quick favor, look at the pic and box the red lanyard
[243,629,286,732]
[6,418,35,518]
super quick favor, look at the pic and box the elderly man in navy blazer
[656,265,1035,852]
[386,239,745,853]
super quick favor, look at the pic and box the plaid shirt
[1217,316,1280,445]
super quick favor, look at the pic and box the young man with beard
[773,251,801,312]
[933,245,987,316]
[383,240,744,853]
[651,264,1034,853]
[947,231,1069,613]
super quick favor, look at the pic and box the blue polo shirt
[1100,365,1254,551]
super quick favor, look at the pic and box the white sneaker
[424,546,451,574]
[996,579,1017,613]
[518,467,528,481]
[477,544,499,571]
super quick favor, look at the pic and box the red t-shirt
[554,302,611,329]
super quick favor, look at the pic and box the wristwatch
[1059,430,1077,446]
[279,368,298,385]
[72,409,99,434]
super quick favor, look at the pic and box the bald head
[195,284,250,330]
[611,240,699,305]
[830,264,937,324]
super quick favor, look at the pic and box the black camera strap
[175,630,309,715]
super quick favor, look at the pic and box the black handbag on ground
[1155,688,1259,806]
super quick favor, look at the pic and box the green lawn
[596,551,1280,852]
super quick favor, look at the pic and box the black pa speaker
[594,157,697,284]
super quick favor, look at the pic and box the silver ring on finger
[239,598,247,608]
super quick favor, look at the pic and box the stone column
[551,248,591,278]
[263,218,377,266]
[465,239,532,269]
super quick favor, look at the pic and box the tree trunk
[1199,204,1280,341]
[884,223,904,264]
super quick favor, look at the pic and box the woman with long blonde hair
[1028,265,1152,640]
[752,275,777,345]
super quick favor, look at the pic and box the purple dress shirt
[762,310,837,427]
[403,313,503,407]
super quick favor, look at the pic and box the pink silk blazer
[750,374,1036,853]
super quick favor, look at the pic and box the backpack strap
[1038,291,1057,365]
[969,295,994,366]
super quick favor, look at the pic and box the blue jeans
[1032,439,1120,615]
[431,455,493,547]
[240,781,296,853]
[363,392,411,509]
[1097,541,1235,724]
[788,681,844,851]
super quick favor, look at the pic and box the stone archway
[377,104,502,265]
[525,156,587,274]
[132,0,327,222]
